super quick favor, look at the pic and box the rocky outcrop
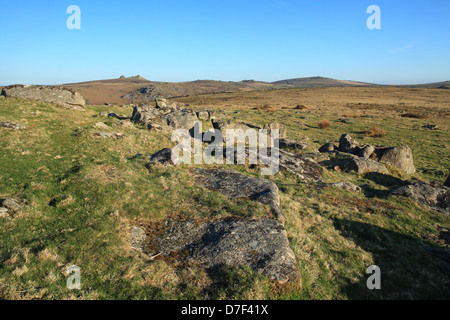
[334,134,416,174]
[0,121,27,130]
[390,181,449,215]
[193,168,285,223]
[445,175,450,188]
[375,146,416,174]
[147,218,300,284]
[1,85,86,109]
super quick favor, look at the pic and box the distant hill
[403,81,450,89]
[30,76,450,105]
[271,76,377,87]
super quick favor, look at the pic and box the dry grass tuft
[364,125,386,137]
[318,120,331,129]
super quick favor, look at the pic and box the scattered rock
[113,120,133,128]
[319,142,336,153]
[390,181,450,215]
[92,132,127,139]
[94,122,110,129]
[149,148,180,166]
[344,157,389,175]
[422,124,439,130]
[193,168,285,223]
[147,218,300,284]
[0,121,27,130]
[324,182,362,193]
[341,119,358,124]
[1,85,85,109]
[376,145,416,174]
[0,198,21,212]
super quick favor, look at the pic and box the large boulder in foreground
[193,168,284,223]
[376,145,416,174]
[147,218,300,284]
[1,85,86,109]
[390,181,449,215]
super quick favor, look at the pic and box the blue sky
[0,0,449,85]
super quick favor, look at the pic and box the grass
[1,87,449,300]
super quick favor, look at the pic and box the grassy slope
[0,90,449,299]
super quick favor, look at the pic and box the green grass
[0,96,449,300]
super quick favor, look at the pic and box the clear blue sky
[1,0,449,85]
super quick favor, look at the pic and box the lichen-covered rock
[390,181,449,215]
[344,157,389,174]
[277,150,322,182]
[376,145,416,174]
[279,138,309,150]
[193,168,285,223]
[1,85,85,109]
[211,119,249,133]
[129,226,147,252]
[160,110,198,130]
[147,218,300,284]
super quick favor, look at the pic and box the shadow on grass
[360,172,408,199]
[333,218,450,299]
